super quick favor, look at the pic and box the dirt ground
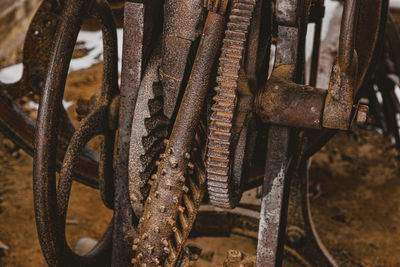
[0,63,399,266]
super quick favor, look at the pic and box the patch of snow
[391,0,400,9]
[28,101,39,110]
[0,63,23,84]
[63,100,74,110]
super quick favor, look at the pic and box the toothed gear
[206,0,256,209]
[128,46,170,217]
[131,129,207,267]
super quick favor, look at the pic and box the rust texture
[132,9,226,266]
[33,0,118,265]
[256,1,310,266]
[322,0,359,130]
[206,0,256,209]
[0,0,100,188]
[255,64,326,129]
[1,0,394,265]
[160,0,205,119]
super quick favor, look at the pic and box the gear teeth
[134,128,207,266]
[206,0,256,209]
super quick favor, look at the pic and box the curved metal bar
[0,0,100,188]
[90,0,119,210]
[134,10,226,266]
[34,0,89,264]
[338,0,359,73]
[285,159,337,267]
[33,0,118,265]
[56,106,112,266]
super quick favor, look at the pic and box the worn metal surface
[309,0,325,86]
[0,0,100,188]
[256,126,291,267]
[33,0,118,265]
[112,1,162,265]
[256,1,310,266]
[128,46,167,218]
[9,0,396,265]
[255,64,327,129]
[132,9,226,266]
[206,0,256,209]
[285,144,337,266]
[322,0,359,130]
[161,0,205,119]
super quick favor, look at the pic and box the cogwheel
[206,0,256,209]
[131,128,207,267]
[128,45,170,217]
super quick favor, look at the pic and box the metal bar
[309,1,324,87]
[285,158,338,266]
[33,0,89,265]
[256,126,290,267]
[134,10,226,266]
[256,1,310,265]
[112,2,145,265]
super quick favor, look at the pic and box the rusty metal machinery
[2,0,400,266]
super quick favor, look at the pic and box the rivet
[151,174,157,180]
[168,218,176,227]
[163,247,170,254]
[184,152,191,159]
[178,206,185,213]
[161,238,168,246]
[169,156,178,168]
[188,162,194,169]
[182,185,189,193]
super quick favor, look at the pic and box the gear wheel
[206,0,256,209]
[128,46,170,217]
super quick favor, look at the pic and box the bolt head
[356,104,369,126]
